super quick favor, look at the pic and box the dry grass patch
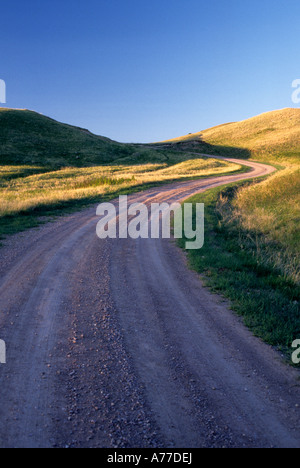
[0,157,241,219]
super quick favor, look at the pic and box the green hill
[0,108,135,168]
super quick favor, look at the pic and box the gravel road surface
[0,156,299,448]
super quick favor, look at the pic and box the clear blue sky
[1,0,299,142]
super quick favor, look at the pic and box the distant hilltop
[158,108,300,163]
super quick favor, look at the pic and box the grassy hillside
[0,108,131,167]
[161,108,300,163]
[0,108,242,238]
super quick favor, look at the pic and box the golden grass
[162,108,300,163]
[0,158,241,217]
[221,166,300,284]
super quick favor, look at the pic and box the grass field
[229,167,300,285]
[0,108,242,239]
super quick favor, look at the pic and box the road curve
[0,157,299,448]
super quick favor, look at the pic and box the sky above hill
[1,0,300,142]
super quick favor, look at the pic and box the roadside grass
[230,166,300,284]
[178,180,300,362]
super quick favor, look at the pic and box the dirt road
[0,157,299,448]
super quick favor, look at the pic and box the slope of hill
[0,108,136,167]
[161,108,300,163]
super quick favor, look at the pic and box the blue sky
[1,0,299,142]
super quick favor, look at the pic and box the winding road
[0,156,299,448]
